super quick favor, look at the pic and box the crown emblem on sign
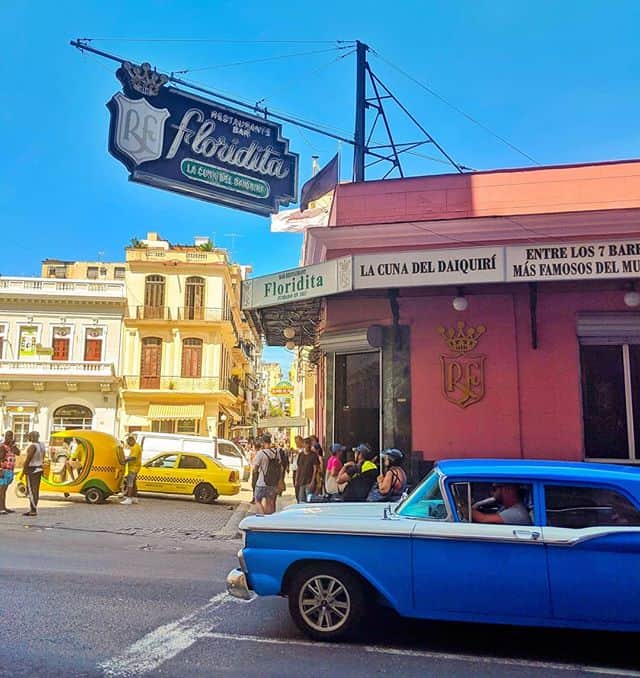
[438,321,486,354]
[118,61,169,97]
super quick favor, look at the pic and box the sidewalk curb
[215,501,251,539]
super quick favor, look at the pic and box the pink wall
[331,160,640,227]
[324,287,630,462]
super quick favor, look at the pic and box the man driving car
[472,483,532,525]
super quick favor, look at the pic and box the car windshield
[396,469,448,520]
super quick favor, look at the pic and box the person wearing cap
[324,443,344,497]
[368,449,407,502]
[337,443,379,502]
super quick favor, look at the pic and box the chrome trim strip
[412,533,545,545]
[244,527,411,538]
[544,527,640,547]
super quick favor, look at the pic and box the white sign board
[242,256,352,310]
[506,240,640,282]
[353,246,504,289]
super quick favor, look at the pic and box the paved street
[2,483,253,540]
[1,488,639,678]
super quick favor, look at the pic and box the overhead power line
[80,37,353,45]
[370,49,540,165]
[173,46,350,75]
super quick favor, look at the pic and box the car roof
[437,458,640,485]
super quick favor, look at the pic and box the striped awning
[147,404,204,420]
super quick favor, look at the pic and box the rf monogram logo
[437,321,487,409]
[112,93,170,165]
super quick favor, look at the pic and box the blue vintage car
[227,459,640,640]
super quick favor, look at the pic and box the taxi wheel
[194,483,218,504]
[288,563,366,641]
[14,481,27,499]
[84,487,106,505]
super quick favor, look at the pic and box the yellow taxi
[136,452,241,503]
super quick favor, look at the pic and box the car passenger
[472,483,532,525]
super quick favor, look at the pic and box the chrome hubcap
[299,575,350,632]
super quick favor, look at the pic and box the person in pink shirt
[324,443,345,497]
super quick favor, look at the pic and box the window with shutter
[84,328,104,362]
[182,338,203,378]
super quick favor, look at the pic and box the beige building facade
[120,233,258,439]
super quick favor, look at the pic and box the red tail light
[229,471,238,482]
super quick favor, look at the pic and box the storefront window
[51,405,94,432]
[334,351,380,451]
[581,344,637,460]
[150,419,199,434]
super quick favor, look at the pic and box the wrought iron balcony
[122,375,222,391]
[134,305,172,320]
[175,307,225,321]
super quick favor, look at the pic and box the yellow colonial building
[120,233,258,439]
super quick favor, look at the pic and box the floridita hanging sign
[107,61,298,216]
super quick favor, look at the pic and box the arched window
[184,277,205,320]
[140,337,162,389]
[143,275,166,319]
[182,338,203,378]
[52,405,93,432]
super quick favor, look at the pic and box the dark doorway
[334,351,380,451]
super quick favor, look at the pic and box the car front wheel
[288,563,365,641]
[194,483,218,504]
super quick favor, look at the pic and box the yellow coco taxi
[136,452,241,503]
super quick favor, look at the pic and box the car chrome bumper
[226,568,253,600]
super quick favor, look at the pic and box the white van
[131,432,250,481]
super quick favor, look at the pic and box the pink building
[244,159,640,470]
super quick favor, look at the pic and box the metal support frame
[71,38,465,186]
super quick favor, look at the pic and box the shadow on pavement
[362,605,639,672]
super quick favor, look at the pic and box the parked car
[227,459,640,640]
[137,452,240,503]
[132,432,251,481]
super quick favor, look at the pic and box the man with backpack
[252,433,280,515]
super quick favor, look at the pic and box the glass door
[334,351,380,452]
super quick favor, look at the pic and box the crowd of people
[244,433,409,515]
[1,427,410,518]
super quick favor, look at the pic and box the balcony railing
[175,307,224,321]
[131,306,233,322]
[135,305,172,320]
[0,360,115,377]
[123,375,222,391]
[0,277,125,300]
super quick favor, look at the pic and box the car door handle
[513,529,541,541]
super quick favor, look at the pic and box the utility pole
[353,40,368,183]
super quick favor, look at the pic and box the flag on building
[270,192,333,232]
[300,153,339,211]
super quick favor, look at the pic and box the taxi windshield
[396,469,448,520]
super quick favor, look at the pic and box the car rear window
[545,484,640,528]
[179,455,207,470]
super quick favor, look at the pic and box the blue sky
[1,1,639,369]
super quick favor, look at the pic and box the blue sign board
[107,62,298,216]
